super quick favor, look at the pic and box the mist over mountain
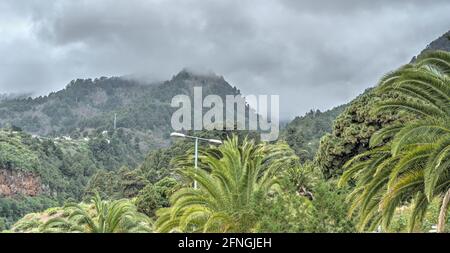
[2,1,450,119]
[0,93,33,101]
[0,69,240,147]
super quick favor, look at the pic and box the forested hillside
[0,127,144,228]
[281,105,346,161]
[0,69,240,148]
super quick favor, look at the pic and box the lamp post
[170,132,222,189]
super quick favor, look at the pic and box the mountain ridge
[0,69,240,148]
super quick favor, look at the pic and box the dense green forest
[0,127,145,228]
[1,32,449,233]
[281,105,346,161]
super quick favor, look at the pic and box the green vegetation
[9,194,151,233]
[339,51,450,232]
[153,136,356,233]
[83,166,149,200]
[135,177,181,217]
[315,88,408,178]
[155,136,299,232]
[255,162,356,232]
[0,196,58,230]
[0,127,146,226]
[389,198,450,232]
[282,105,346,161]
[43,193,151,233]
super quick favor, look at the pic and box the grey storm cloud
[0,0,449,119]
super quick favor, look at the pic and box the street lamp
[170,132,222,189]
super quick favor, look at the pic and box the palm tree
[154,136,298,232]
[43,193,152,233]
[339,50,450,232]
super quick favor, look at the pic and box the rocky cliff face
[0,169,43,197]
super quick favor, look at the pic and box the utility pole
[114,113,117,130]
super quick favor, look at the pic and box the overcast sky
[1,0,449,119]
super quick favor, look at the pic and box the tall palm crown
[339,50,450,232]
[155,136,298,232]
[43,193,152,233]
